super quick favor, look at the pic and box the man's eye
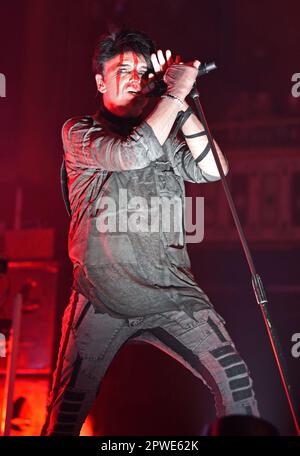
[117,69,148,77]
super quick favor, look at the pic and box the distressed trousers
[41,289,259,435]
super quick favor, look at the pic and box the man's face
[96,51,150,117]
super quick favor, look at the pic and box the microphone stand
[189,83,300,436]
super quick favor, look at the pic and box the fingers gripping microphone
[141,61,217,96]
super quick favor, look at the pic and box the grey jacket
[62,107,221,318]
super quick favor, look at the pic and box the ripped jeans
[41,290,259,435]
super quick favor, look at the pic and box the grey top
[62,107,221,319]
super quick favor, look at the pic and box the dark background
[0,0,299,436]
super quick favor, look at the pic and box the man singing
[41,29,259,436]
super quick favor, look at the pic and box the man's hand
[164,61,199,101]
[146,50,199,145]
[150,49,200,101]
[150,49,181,78]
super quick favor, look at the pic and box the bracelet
[161,93,185,108]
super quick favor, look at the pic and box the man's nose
[129,70,141,82]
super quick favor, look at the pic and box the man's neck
[99,101,141,127]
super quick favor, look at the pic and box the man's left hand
[149,49,181,80]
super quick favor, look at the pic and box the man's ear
[95,74,107,93]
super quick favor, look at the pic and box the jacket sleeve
[62,116,165,171]
[166,137,226,183]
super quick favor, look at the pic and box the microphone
[141,61,217,96]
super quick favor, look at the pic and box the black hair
[92,28,156,75]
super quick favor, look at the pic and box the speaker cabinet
[1,260,59,372]
[0,261,58,435]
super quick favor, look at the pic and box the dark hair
[92,29,156,75]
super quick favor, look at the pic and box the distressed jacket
[62,107,221,318]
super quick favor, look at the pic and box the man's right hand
[163,60,200,101]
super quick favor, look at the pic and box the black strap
[194,142,211,164]
[60,159,71,216]
[184,130,207,139]
[177,106,194,130]
[169,106,194,141]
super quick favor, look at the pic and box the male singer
[42,29,259,436]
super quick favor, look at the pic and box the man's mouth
[127,85,141,94]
